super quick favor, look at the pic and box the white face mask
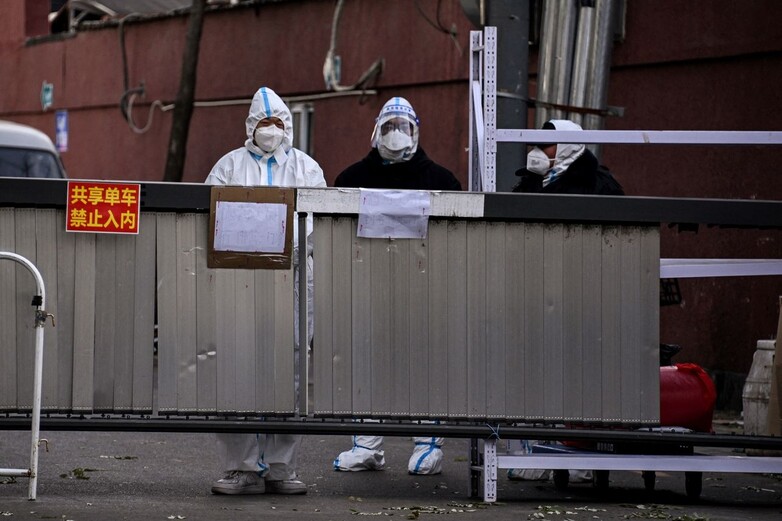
[526,147,553,175]
[254,125,284,153]
[377,129,414,162]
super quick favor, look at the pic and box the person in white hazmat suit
[332,97,456,475]
[206,86,326,495]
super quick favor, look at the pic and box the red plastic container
[659,363,717,433]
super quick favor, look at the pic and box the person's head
[245,87,293,156]
[371,97,420,163]
[526,119,586,175]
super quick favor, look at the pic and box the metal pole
[494,129,782,145]
[568,1,596,128]
[536,0,578,126]
[0,251,49,501]
[297,214,308,416]
[583,0,618,158]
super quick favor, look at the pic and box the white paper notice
[357,189,431,239]
[214,201,287,253]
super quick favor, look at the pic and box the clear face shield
[372,113,419,163]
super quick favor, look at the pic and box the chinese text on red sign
[66,181,141,234]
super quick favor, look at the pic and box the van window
[0,147,66,179]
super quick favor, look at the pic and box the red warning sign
[66,181,141,234]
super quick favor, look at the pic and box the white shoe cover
[507,468,552,481]
[506,440,551,481]
[407,437,444,475]
[333,436,385,471]
[568,469,593,483]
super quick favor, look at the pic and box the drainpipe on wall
[538,0,618,160]
[582,0,617,159]
[568,0,596,129]
[535,0,578,127]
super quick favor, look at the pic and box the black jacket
[512,149,624,195]
[335,148,462,191]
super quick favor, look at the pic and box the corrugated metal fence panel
[157,212,179,414]
[522,223,545,419]
[156,213,296,416]
[195,214,217,414]
[2,205,657,423]
[543,224,565,420]
[132,213,156,413]
[312,218,333,414]
[13,208,37,411]
[580,226,603,422]
[466,222,487,419]
[503,223,525,419]
[369,237,392,415]
[273,269,296,414]
[561,225,583,422]
[485,222,507,420]
[1,208,154,414]
[35,210,60,411]
[1,208,61,412]
[426,220,449,417]
[408,237,430,418]
[93,234,117,411]
[215,268,236,413]
[113,234,136,412]
[312,217,660,424]
[70,230,96,412]
[254,268,276,414]
[0,208,18,412]
[85,216,156,414]
[601,227,623,422]
[333,218,354,415]
[446,221,469,418]
[640,227,661,421]
[55,212,75,412]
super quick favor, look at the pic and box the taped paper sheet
[213,200,287,253]
[357,189,431,239]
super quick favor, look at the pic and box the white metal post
[483,438,498,502]
[297,213,308,416]
[0,251,51,501]
[482,26,497,193]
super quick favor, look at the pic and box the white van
[0,120,67,178]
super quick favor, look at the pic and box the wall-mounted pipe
[537,0,619,159]
[535,0,578,127]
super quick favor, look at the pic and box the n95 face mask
[254,125,284,153]
[378,129,414,162]
[526,147,552,175]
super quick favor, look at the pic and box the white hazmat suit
[332,97,445,476]
[207,87,326,494]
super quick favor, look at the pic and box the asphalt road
[1,422,781,521]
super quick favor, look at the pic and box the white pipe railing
[0,251,52,501]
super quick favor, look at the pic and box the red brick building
[1,0,780,406]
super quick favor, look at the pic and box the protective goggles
[377,114,418,136]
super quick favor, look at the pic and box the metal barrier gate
[0,251,52,500]
[2,180,782,502]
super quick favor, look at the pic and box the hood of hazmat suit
[244,87,295,167]
[541,119,586,187]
